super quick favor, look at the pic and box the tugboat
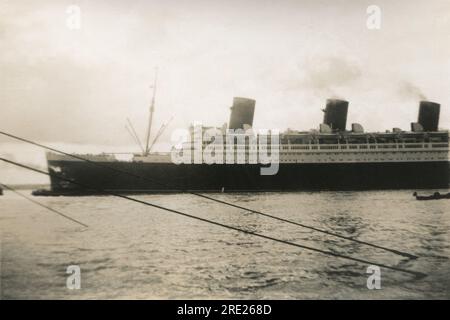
[413,191,450,200]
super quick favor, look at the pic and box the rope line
[0,131,418,259]
[0,157,426,278]
[0,182,88,228]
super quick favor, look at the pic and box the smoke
[300,56,362,98]
[397,81,427,100]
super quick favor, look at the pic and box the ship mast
[144,68,158,156]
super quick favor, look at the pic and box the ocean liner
[39,97,449,195]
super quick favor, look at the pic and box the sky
[1,0,450,183]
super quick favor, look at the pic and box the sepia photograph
[0,0,449,308]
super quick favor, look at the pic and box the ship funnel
[323,99,349,132]
[418,101,440,131]
[228,97,256,130]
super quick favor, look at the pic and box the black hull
[42,161,450,195]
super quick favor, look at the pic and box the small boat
[413,191,450,200]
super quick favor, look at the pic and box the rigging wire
[0,130,418,259]
[0,157,426,278]
[0,182,88,228]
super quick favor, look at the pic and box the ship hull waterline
[32,160,450,196]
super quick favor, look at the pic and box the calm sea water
[1,189,450,299]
